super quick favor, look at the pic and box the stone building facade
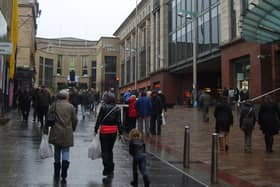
[15,0,39,89]
[114,0,221,105]
[115,0,279,104]
[35,37,120,92]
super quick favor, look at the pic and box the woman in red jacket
[128,95,138,132]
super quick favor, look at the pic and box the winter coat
[239,103,256,132]
[80,92,89,105]
[135,96,152,118]
[214,102,233,133]
[69,91,80,106]
[158,93,167,112]
[128,97,138,118]
[95,103,122,134]
[129,139,146,157]
[150,96,163,115]
[19,90,32,108]
[43,99,77,147]
[37,89,51,108]
[258,102,280,136]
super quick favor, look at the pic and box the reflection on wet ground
[0,111,206,187]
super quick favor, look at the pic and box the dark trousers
[264,134,274,152]
[132,154,148,177]
[128,117,137,132]
[150,114,162,135]
[21,105,30,121]
[38,106,49,128]
[100,133,117,175]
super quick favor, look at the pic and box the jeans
[133,154,148,177]
[81,105,87,116]
[100,133,117,175]
[244,131,252,150]
[90,102,95,112]
[54,146,70,162]
[38,106,49,128]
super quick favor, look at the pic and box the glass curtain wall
[168,0,220,66]
[104,56,117,91]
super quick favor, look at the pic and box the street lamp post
[178,1,198,107]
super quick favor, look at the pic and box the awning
[241,0,280,44]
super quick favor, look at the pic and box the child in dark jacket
[129,129,150,187]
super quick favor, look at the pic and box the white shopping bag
[39,134,53,159]
[162,112,166,125]
[88,135,101,160]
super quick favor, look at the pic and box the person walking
[258,96,280,153]
[150,91,163,135]
[128,95,138,132]
[129,129,150,187]
[32,87,40,122]
[43,90,77,184]
[214,97,233,152]
[94,94,123,178]
[37,86,51,129]
[80,90,89,120]
[199,90,211,122]
[239,101,256,153]
[18,87,32,122]
[135,92,152,136]
[69,88,80,113]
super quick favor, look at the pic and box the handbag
[46,102,57,127]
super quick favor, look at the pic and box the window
[57,55,62,75]
[211,5,220,48]
[126,60,131,83]
[231,0,237,39]
[121,63,125,86]
[44,58,53,87]
[69,56,75,70]
[91,61,96,82]
[82,56,88,76]
[104,56,117,91]
[39,57,44,86]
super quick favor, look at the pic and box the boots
[61,160,70,184]
[130,173,138,186]
[143,175,150,187]
[54,162,61,181]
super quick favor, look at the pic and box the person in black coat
[258,96,280,153]
[94,94,123,178]
[239,101,256,153]
[150,91,163,135]
[69,88,80,113]
[214,97,233,151]
[18,87,32,122]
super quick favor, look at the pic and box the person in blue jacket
[135,92,152,136]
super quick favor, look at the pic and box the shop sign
[0,42,13,55]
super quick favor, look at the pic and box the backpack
[241,108,254,131]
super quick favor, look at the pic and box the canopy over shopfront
[241,0,280,44]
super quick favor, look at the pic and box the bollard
[211,133,219,184]
[183,126,190,168]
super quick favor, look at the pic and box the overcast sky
[37,0,136,40]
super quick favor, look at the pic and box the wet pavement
[147,106,280,187]
[0,110,208,187]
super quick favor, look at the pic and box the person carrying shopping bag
[43,90,77,184]
[94,93,123,179]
